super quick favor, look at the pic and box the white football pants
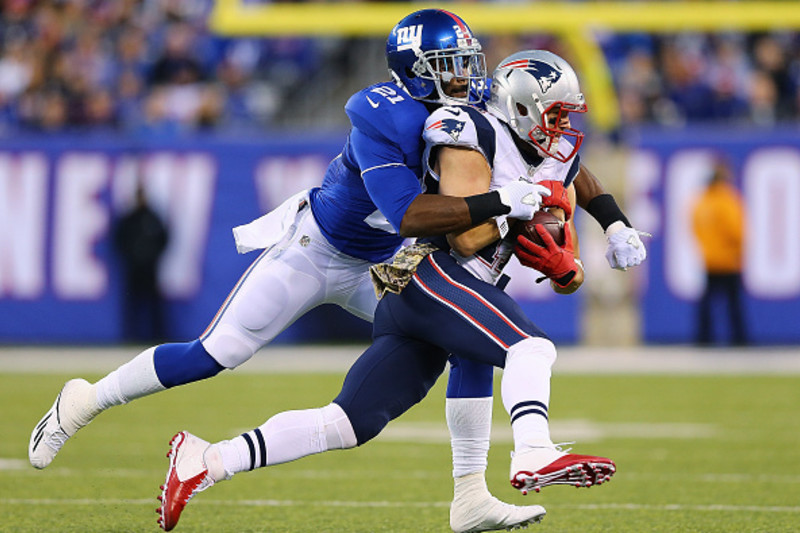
[200,205,379,368]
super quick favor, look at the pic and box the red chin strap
[529,101,587,163]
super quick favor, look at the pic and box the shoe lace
[46,428,69,450]
[509,441,576,459]
[183,471,215,505]
[553,441,575,453]
[194,474,215,495]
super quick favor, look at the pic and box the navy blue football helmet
[386,9,486,106]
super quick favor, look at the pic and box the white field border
[1,497,799,514]
[1,345,799,375]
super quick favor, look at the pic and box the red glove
[515,223,578,288]
[538,180,572,220]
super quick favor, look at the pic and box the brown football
[512,209,566,247]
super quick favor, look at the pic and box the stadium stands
[0,1,797,135]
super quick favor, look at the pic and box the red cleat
[156,431,216,531]
[509,445,616,495]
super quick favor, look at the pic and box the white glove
[496,181,551,220]
[605,221,650,270]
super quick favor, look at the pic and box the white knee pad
[202,255,323,369]
[506,337,557,368]
[233,267,294,332]
[201,326,260,369]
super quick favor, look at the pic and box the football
[511,209,566,247]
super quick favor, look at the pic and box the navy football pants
[335,250,548,444]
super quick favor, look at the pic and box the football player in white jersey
[30,10,554,533]
[155,50,645,532]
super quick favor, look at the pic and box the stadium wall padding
[2,128,797,345]
[627,126,800,345]
[0,132,579,345]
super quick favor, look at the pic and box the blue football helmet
[386,9,486,106]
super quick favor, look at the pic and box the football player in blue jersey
[30,9,554,533]
[155,50,649,532]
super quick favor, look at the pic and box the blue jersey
[309,81,431,263]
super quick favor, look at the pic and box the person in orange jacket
[691,160,748,345]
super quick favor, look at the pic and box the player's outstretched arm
[573,164,648,270]
[573,164,631,228]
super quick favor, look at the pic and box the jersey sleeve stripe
[461,107,497,168]
[361,162,406,176]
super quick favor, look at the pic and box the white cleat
[157,431,218,531]
[29,378,100,469]
[509,444,615,495]
[450,473,546,533]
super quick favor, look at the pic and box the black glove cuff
[535,269,577,287]
[465,191,510,226]
[586,194,631,231]
[552,269,577,288]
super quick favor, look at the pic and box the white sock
[203,443,230,482]
[210,438,247,479]
[95,347,166,410]
[446,397,492,478]
[215,403,357,475]
[453,471,491,498]
[501,338,557,450]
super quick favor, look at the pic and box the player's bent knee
[334,400,389,446]
[201,326,260,369]
[507,336,557,366]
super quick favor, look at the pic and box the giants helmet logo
[396,25,423,52]
[499,59,562,94]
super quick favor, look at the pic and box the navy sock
[446,356,494,398]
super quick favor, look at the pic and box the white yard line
[376,420,719,443]
[1,345,799,375]
[1,498,799,513]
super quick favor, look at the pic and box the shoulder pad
[424,105,497,166]
[345,82,428,142]
[423,106,478,148]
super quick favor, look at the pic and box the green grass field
[2,363,799,532]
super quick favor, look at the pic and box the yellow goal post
[209,1,800,132]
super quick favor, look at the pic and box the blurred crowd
[0,0,325,135]
[606,32,800,127]
[0,0,798,136]
[483,30,800,130]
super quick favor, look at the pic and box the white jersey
[422,105,580,284]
